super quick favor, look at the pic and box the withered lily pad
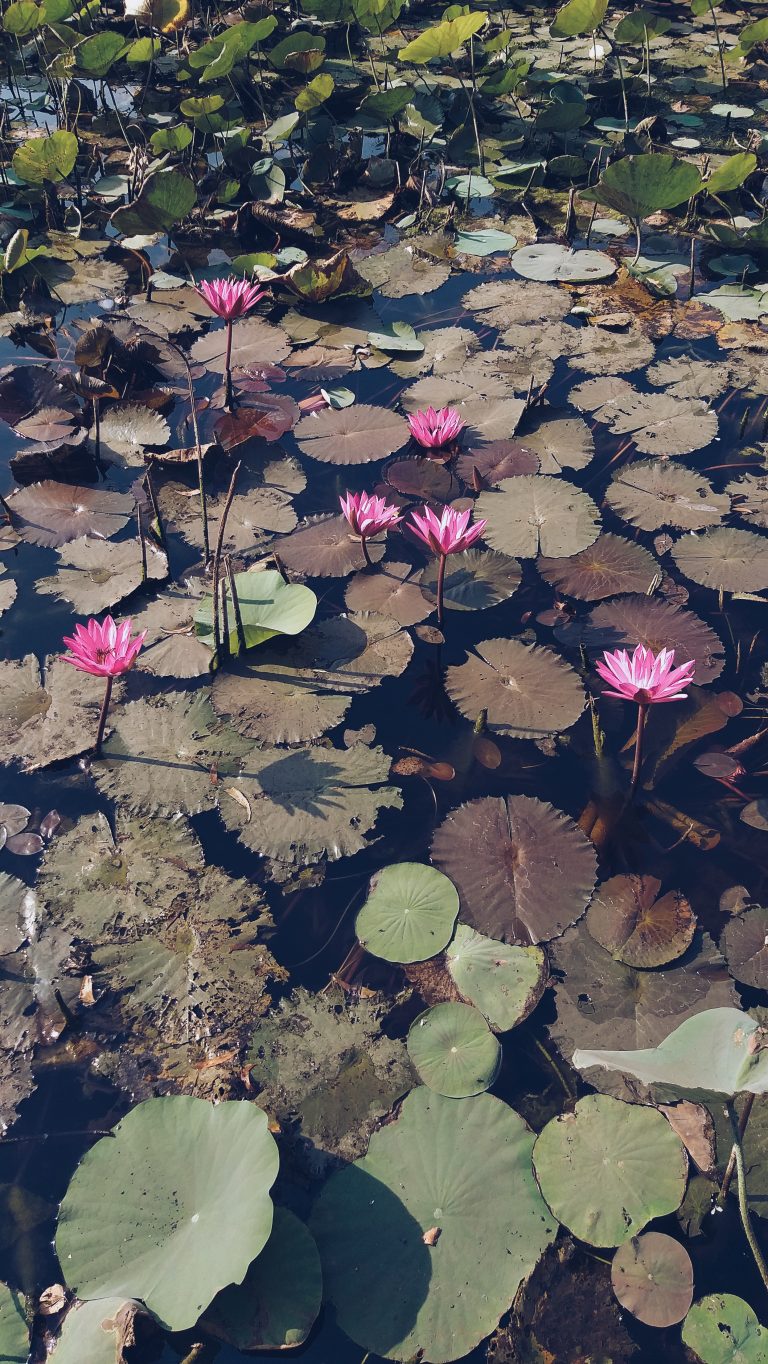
[586,874,696,968]
[476,475,601,558]
[726,473,768,530]
[161,454,302,554]
[7,481,133,547]
[130,589,213,679]
[248,988,414,1170]
[98,404,171,467]
[421,550,522,612]
[356,244,451,297]
[36,536,168,614]
[431,795,597,945]
[538,533,658,600]
[219,742,402,864]
[277,514,385,577]
[446,638,585,738]
[721,906,768,989]
[0,573,15,617]
[671,527,768,593]
[295,403,410,465]
[556,594,725,684]
[212,655,352,746]
[605,462,728,532]
[273,612,413,693]
[461,278,571,330]
[345,562,430,628]
[92,692,252,816]
[570,377,718,455]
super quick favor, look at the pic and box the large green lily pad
[532,1094,687,1246]
[356,862,459,964]
[407,1002,501,1097]
[682,1294,768,1364]
[446,926,549,1031]
[311,1087,557,1362]
[50,1299,138,1364]
[573,1008,768,1097]
[56,1096,279,1332]
[194,568,317,654]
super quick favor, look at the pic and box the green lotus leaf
[357,85,413,122]
[706,152,757,196]
[74,31,129,76]
[56,1096,279,1331]
[532,1094,687,1246]
[2,1,43,35]
[614,8,671,41]
[311,1087,557,1361]
[355,861,460,964]
[583,153,703,221]
[0,1284,27,1363]
[407,1002,501,1097]
[573,1008,768,1096]
[50,1299,139,1364]
[681,1294,768,1363]
[110,168,196,237]
[12,131,77,185]
[188,17,276,80]
[194,568,317,654]
[269,29,326,72]
[446,925,548,1031]
[202,1209,322,1351]
[399,11,487,62]
[550,0,608,36]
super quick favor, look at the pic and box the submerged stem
[629,703,648,798]
[436,552,447,626]
[727,1098,768,1292]
[361,535,373,569]
[94,675,114,757]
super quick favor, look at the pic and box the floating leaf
[605,463,728,532]
[97,403,171,467]
[51,1300,141,1364]
[346,561,430,627]
[420,550,521,612]
[355,861,459,964]
[0,1284,27,1363]
[681,1294,768,1364]
[672,528,768,593]
[727,473,768,530]
[454,228,518,257]
[191,317,291,375]
[202,1209,322,1351]
[721,907,768,989]
[311,1088,557,1362]
[611,1233,693,1327]
[456,440,539,485]
[277,514,385,577]
[533,1094,687,1246]
[407,1002,500,1097]
[295,403,410,464]
[511,244,616,283]
[36,536,167,614]
[476,475,601,558]
[519,408,594,473]
[0,654,110,772]
[356,244,450,298]
[194,568,317,654]
[446,638,585,738]
[583,153,703,222]
[56,1096,278,1331]
[130,588,213,679]
[219,742,402,864]
[110,169,196,236]
[538,533,657,600]
[12,130,77,184]
[586,874,696,968]
[555,594,725,684]
[6,482,133,548]
[446,925,548,1031]
[571,378,718,455]
[212,655,351,745]
[431,795,597,945]
[574,1005,768,1100]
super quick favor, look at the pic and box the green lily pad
[202,1209,322,1351]
[0,1283,27,1363]
[446,926,549,1031]
[573,1008,768,1097]
[56,1096,279,1332]
[194,568,317,654]
[511,243,616,282]
[532,1094,687,1246]
[12,130,77,184]
[356,862,459,964]
[110,169,196,236]
[407,1002,501,1097]
[311,1087,557,1362]
[50,1299,138,1364]
[682,1294,768,1364]
[583,153,702,222]
[455,228,518,256]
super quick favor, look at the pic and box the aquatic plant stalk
[211,461,242,660]
[719,1093,755,1206]
[629,702,647,797]
[94,675,113,757]
[436,552,447,625]
[727,1098,768,1292]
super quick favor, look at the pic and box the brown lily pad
[477,475,601,559]
[431,794,597,945]
[7,481,134,548]
[455,440,540,487]
[446,638,584,737]
[555,594,725,684]
[190,317,291,374]
[421,550,522,612]
[36,535,168,614]
[295,403,410,465]
[605,463,729,533]
[345,561,430,627]
[721,905,768,989]
[611,1233,693,1328]
[538,533,658,601]
[518,408,595,474]
[384,456,458,501]
[671,527,768,593]
[277,514,385,577]
[586,874,696,968]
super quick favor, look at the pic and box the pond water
[3,3,768,1362]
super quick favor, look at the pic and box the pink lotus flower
[340,491,402,538]
[61,615,146,678]
[194,277,265,321]
[595,645,696,705]
[409,504,486,557]
[407,406,466,450]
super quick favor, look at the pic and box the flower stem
[436,553,446,626]
[361,535,372,569]
[94,675,113,757]
[629,702,648,798]
[224,319,233,409]
[727,1098,768,1292]
[719,1093,756,1206]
